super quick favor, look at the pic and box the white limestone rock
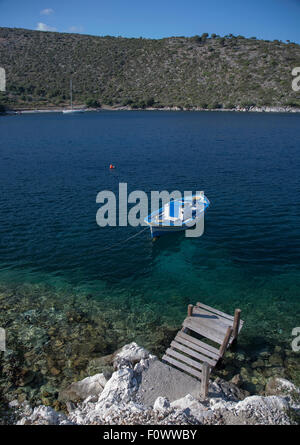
[113,342,152,369]
[134,356,157,374]
[210,394,292,425]
[98,368,138,405]
[265,377,299,396]
[8,399,19,408]
[235,395,289,414]
[17,406,72,425]
[59,373,107,402]
[153,396,170,412]
[68,368,140,423]
[171,394,210,421]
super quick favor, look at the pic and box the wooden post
[201,362,210,398]
[219,326,232,357]
[232,309,241,342]
[187,304,193,317]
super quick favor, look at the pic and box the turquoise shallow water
[0,110,300,349]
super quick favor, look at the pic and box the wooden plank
[196,302,235,322]
[165,348,203,371]
[196,303,244,333]
[193,306,233,329]
[185,315,228,339]
[190,315,230,336]
[175,332,220,360]
[195,303,244,334]
[177,331,220,357]
[191,309,232,337]
[171,340,217,367]
[183,319,223,345]
[162,355,202,380]
[183,319,224,345]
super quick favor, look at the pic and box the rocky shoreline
[3,105,300,114]
[7,343,300,425]
[0,281,299,424]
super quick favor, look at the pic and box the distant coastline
[4,105,300,115]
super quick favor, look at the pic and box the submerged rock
[86,353,114,379]
[18,370,36,387]
[210,377,250,401]
[230,374,242,386]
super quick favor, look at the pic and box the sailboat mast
[70,78,73,110]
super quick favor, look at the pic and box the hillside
[0,27,300,109]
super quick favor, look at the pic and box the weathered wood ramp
[162,302,244,397]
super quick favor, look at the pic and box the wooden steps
[162,354,202,380]
[175,331,220,360]
[170,340,217,367]
[164,348,203,372]
[162,301,244,398]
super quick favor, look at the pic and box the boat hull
[62,109,85,114]
[150,224,188,238]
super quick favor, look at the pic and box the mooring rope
[100,227,148,252]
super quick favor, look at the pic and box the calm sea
[0,111,299,348]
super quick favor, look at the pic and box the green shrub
[85,98,101,108]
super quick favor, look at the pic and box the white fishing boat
[144,193,210,238]
[62,79,85,114]
[62,109,85,114]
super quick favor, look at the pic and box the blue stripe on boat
[169,200,182,218]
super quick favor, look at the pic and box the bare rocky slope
[0,28,300,110]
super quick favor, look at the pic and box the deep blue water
[0,111,299,346]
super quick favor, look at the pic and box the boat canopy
[164,200,183,220]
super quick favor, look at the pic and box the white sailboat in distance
[62,78,85,114]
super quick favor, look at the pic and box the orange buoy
[109,164,115,169]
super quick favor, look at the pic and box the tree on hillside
[85,98,101,108]
[0,93,6,112]
[146,97,155,107]
[191,35,201,43]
